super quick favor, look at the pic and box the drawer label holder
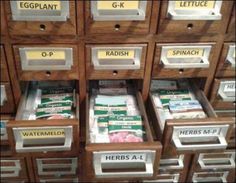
[0,85,7,106]
[218,80,236,102]
[192,171,229,182]
[0,160,21,178]
[0,120,8,140]
[226,45,235,67]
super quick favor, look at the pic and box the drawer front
[216,43,235,77]
[1,46,10,82]
[0,158,27,180]
[86,44,147,79]
[7,119,79,154]
[210,78,235,110]
[0,82,15,114]
[143,173,182,183]
[34,157,78,178]
[152,43,215,78]
[157,1,233,35]
[13,45,79,80]
[85,1,152,34]
[5,1,76,35]
[159,155,185,172]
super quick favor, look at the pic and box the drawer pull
[159,155,184,170]
[192,171,228,183]
[13,126,73,153]
[172,125,229,151]
[40,24,46,31]
[0,160,21,177]
[113,70,118,76]
[167,1,222,20]
[91,1,147,21]
[198,152,235,169]
[226,45,235,67]
[37,158,77,176]
[161,45,211,69]
[92,47,142,70]
[178,69,184,74]
[114,24,120,31]
[46,71,51,77]
[10,1,70,21]
[93,150,155,178]
[0,85,7,106]
[187,23,193,30]
[218,81,235,102]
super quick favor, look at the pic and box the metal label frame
[144,173,180,183]
[192,171,228,183]
[0,120,8,140]
[218,80,236,102]
[0,160,21,178]
[167,0,222,20]
[159,155,184,170]
[0,85,7,106]
[19,47,73,71]
[10,1,70,21]
[226,44,235,67]
[91,1,147,21]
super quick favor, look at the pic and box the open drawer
[210,78,235,110]
[85,81,162,181]
[6,81,79,154]
[147,79,234,154]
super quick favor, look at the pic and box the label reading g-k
[175,1,215,10]
[98,50,135,60]
[178,127,220,136]
[97,1,139,10]
[25,50,66,60]
[167,48,204,58]
[20,129,65,139]
[17,1,61,11]
[102,153,146,162]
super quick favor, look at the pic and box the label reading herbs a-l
[101,153,146,162]
[17,1,61,11]
[167,48,204,58]
[175,1,215,10]
[178,127,220,136]
[97,1,139,10]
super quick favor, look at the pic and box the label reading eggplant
[97,1,139,10]
[167,48,204,58]
[101,153,146,162]
[17,1,61,11]
[98,50,135,60]
[25,50,66,60]
[175,1,215,10]
[178,127,220,136]
[20,129,65,139]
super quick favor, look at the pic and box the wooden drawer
[146,79,234,154]
[5,1,76,36]
[33,156,79,180]
[142,172,185,183]
[1,46,10,82]
[85,90,162,181]
[6,81,79,155]
[0,157,28,181]
[157,1,233,35]
[152,43,215,78]
[210,78,235,110]
[13,44,79,81]
[216,43,235,77]
[85,1,152,35]
[0,82,15,114]
[86,44,147,79]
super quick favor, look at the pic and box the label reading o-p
[17,1,61,11]
[20,129,65,139]
[174,1,215,10]
[167,48,204,58]
[97,1,139,10]
[25,50,66,60]
[98,50,135,60]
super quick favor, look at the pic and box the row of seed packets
[151,80,207,131]
[89,80,144,143]
[34,86,75,120]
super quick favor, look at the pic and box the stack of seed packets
[35,86,75,120]
[91,94,143,143]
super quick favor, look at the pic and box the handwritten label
[175,1,215,10]
[101,153,146,162]
[17,1,61,11]
[98,50,135,60]
[223,82,235,93]
[178,127,220,136]
[20,129,65,139]
[25,50,66,60]
[97,1,139,10]
[167,48,204,58]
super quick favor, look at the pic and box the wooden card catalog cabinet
[85,1,152,34]
[6,1,76,35]
[158,1,233,34]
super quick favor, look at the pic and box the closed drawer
[33,157,78,179]
[85,1,152,34]
[7,81,79,154]
[1,46,10,82]
[157,1,233,35]
[0,158,28,180]
[85,81,162,181]
[210,78,235,110]
[0,82,15,114]
[5,1,76,35]
[216,43,235,77]
[152,43,215,78]
[146,79,234,154]
[13,45,79,80]
[86,44,147,79]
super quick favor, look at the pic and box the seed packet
[97,116,108,134]
[41,93,73,104]
[169,100,203,113]
[94,104,109,116]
